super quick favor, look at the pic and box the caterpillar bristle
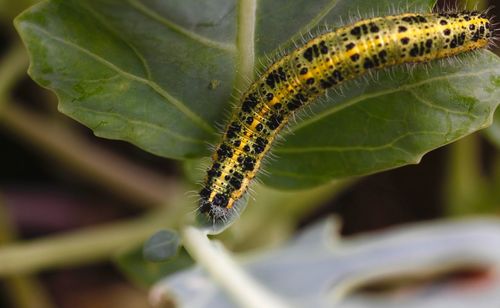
[196,8,495,228]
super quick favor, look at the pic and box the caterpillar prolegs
[198,10,494,223]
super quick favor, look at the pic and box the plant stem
[0,206,181,275]
[0,42,29,103]
[444,134,485,215]
[0,103,181,206]
[0,196,55,308]
[181,226,289,308]
[226,179,356,250]
[0,41,180,207]
[234,0,256,91]
[3,276,54,308]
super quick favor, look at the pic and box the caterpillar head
[199,192,232,221]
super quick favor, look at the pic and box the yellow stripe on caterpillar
[198,10,494,223]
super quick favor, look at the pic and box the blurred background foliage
[0,0,499,307]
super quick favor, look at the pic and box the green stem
[181,226,289,308]
[0,41,180,207]
[224,179,356,250]
[0,206,182,275]
[0,42,29,103]
[0,103,181,206]
[234,0,257,91]
[444,134,485,215]
[0,197,55,308]
[3,276,54,308]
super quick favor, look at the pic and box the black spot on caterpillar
[198,10,494,224]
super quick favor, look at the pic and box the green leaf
[15,0,236,159]
[116,244,193,288]
[267,51,500,188]
[485,106,500,148]
[254,0,435,57]
[143,229,180,262]
[15,0,500,189]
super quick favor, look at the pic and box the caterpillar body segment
[198,11,493,223]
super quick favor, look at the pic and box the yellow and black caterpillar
[199,10,494,222]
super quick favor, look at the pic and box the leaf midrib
[275,130,443,154]
[234,0,257,91]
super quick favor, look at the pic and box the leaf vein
[267,0,340,57]
[408,89,478,118]
[25,23,215,135]
[275,131,444,153]
[289,68,497,133]
[127,0,236,52]
[79,2,153,80]
[72,106,205,144]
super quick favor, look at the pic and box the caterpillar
[198,10,494,224]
